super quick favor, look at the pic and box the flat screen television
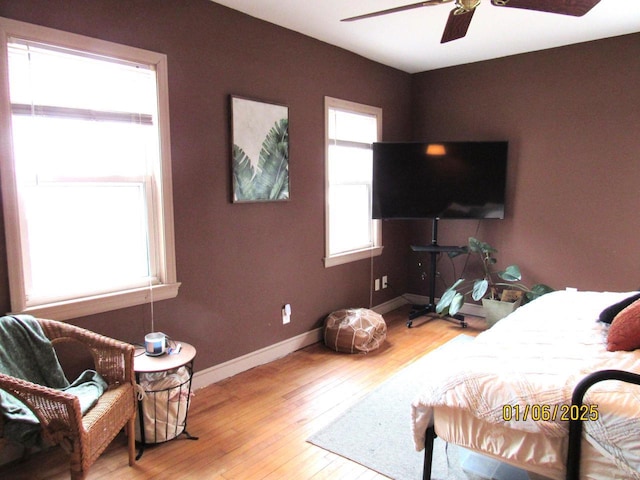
[372,141,508,220]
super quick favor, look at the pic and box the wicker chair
[0,318,137,479]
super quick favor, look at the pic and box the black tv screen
[372,141,508,220]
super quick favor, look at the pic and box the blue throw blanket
[0,315,108,447]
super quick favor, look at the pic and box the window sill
[324,246,383,268]
[12,283,181,321]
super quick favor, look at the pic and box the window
[324,97,383,267]
[0,17,179,320]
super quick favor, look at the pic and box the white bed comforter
[411,290,640,478]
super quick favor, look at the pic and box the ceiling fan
[341,0,602,43]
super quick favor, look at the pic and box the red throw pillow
[607,299,640,352]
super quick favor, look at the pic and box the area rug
[307,334,477,480]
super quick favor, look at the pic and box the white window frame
[324,96,383,268]
[0,17,180,320]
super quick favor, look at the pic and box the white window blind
[324,97,382,267]
[0,18,179,319]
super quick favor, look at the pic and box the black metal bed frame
[421,369,640,480]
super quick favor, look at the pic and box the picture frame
[230,95,289,203]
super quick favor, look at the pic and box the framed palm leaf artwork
[231,95,289,202]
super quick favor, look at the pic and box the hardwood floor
[0,306,486,480]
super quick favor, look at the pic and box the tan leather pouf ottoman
[323,308,387,353]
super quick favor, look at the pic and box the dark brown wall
[2,1,637,373]
[409,33,640,296]
[0,0,412,370]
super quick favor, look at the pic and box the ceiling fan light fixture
[456,0,482,12]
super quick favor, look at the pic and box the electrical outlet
[382,275,388,289]
[374,278,380,291]
[282,304,291,324]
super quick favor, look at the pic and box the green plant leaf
[232,144,256,200]
[436,287,458,313]
[468,237,482,253]
[499,264,522,282]
[469,237,497,254]
[526,283,555,301]
[447,246,469,259]
[472,279,489,301]
[449,292,465,316]
[254,118,289,200]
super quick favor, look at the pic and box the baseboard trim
[192,327,324,390]
[371,296,410,314]
[192,295,482,390]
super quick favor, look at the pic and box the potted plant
[435,237,554,326]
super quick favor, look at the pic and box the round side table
[134,342,197,459]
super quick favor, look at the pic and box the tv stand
[408,218,467,328]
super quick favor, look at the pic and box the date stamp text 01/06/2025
[502,404,599,422]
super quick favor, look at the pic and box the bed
[410,290,640,480]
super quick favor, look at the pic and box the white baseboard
[192,327,324,390]
[371,296,410,314]
[192,295,483,391]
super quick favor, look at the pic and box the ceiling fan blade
[341,0,452,22]
[490,0,601,17]
[441,7,476,43]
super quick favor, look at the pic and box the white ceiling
[211,0,640,73]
